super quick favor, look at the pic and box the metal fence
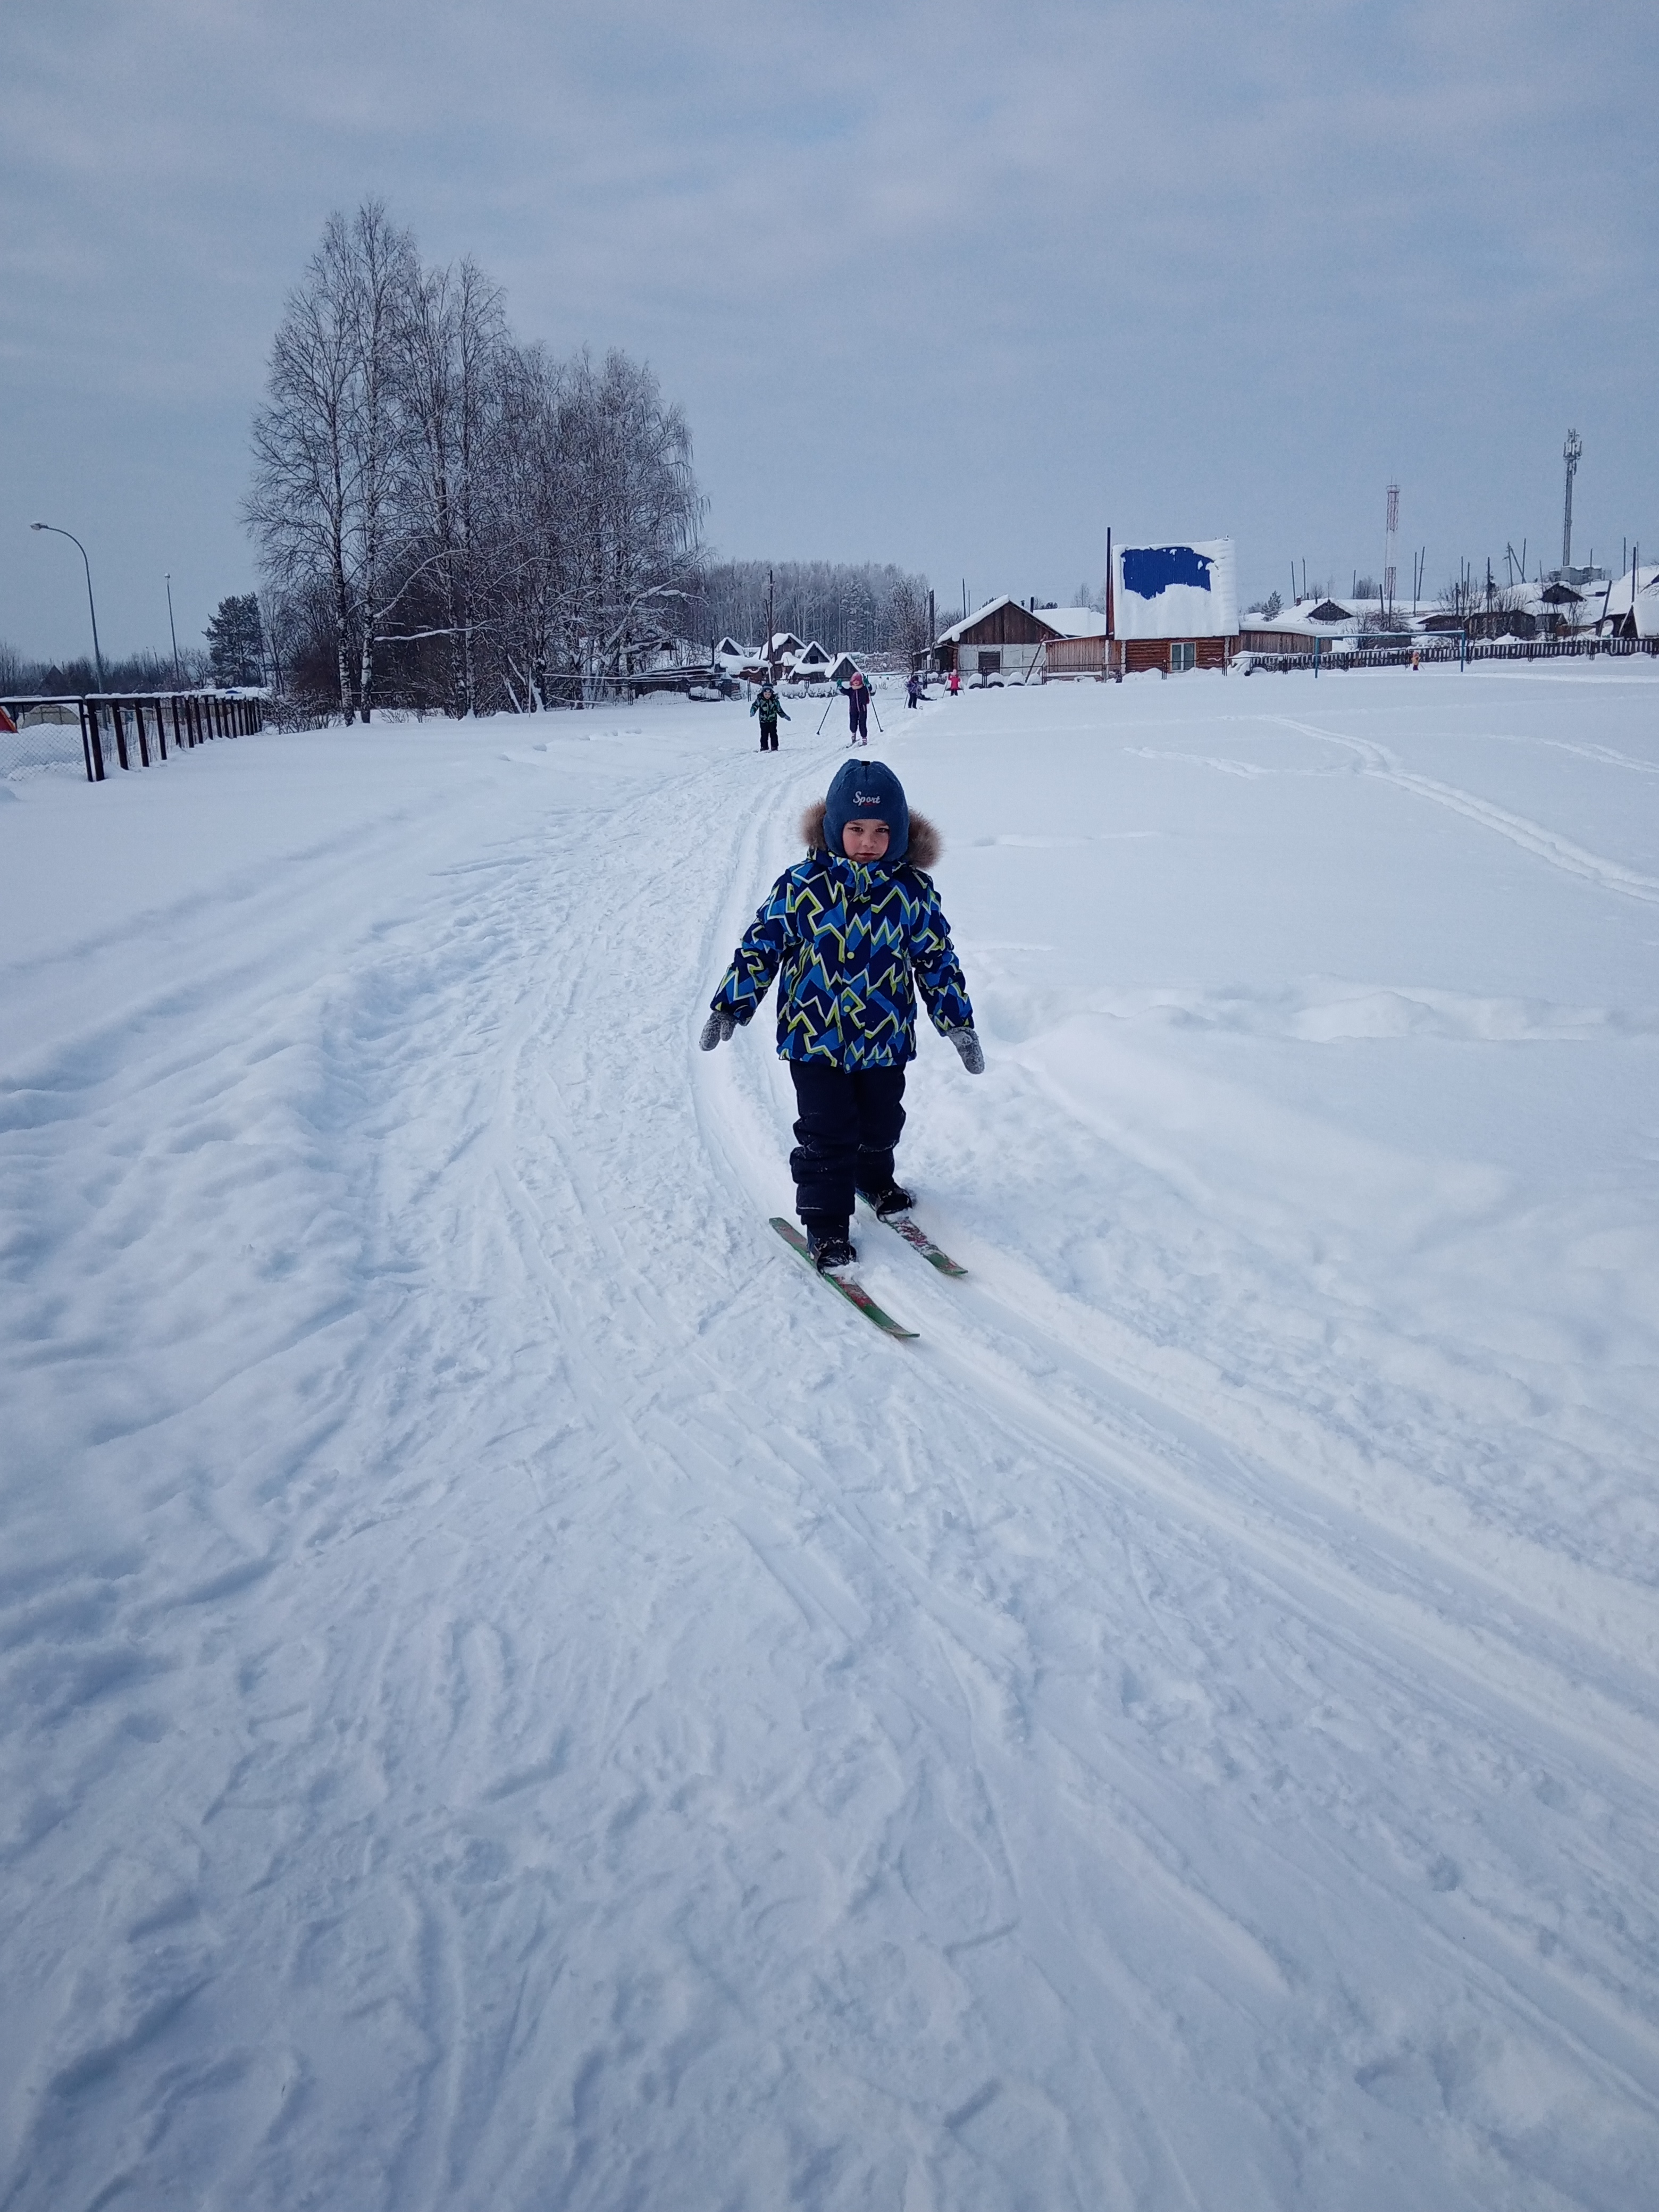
[0,692,265,784]
[1465,635,1659,663]
[1240,635,1659,677]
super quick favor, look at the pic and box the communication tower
[1384,484,1399,618]
[1561,430,1582,572]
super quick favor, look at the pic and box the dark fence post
[111,702,130,770]
[132,700,151,767]
[79,699,105,781]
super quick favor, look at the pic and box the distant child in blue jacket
[700,758,984,1270]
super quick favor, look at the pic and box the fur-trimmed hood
[800,800,941,872]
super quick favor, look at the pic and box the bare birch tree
[477,342,571,711]
[247,218,361,719]
[557,350,703,700]
[396,256,506,715]
[346,204,418,720]
[249,204,703,719]
[247,200,415,722]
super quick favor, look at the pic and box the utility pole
[165,573,182,686]
[766,567,776,681]
[1561,429,1582,572]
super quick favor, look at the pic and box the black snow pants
[847,692,869,742]
[758,716,778,750]
[789,1061,906,1231]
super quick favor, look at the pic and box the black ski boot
[805,1219,857,1272]
[858,1182,914,1221]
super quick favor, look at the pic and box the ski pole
[869,692,884,734]
[816,692,836,736]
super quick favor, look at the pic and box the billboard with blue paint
[1111,538,1237,639]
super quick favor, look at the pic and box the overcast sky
[2,0,1655,660]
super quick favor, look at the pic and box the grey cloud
[2,0,1654,657]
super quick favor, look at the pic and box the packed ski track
[3,668,1658,2209]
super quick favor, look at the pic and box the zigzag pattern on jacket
[712,811,973,1069]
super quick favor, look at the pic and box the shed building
[933,598,1104,682]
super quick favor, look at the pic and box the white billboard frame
[1111,539,1238,640]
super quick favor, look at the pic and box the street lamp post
[30,522,107,693]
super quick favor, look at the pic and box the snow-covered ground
[4,667,1658,2209]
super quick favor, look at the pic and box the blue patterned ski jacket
[711,809,973,1069]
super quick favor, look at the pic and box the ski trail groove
[1273,715,1659,904]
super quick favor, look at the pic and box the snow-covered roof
[936,597,1016,644]
[1598,565,1659,629]
[935,596,1103,645]
[1241,599,1363,639]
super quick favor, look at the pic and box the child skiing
[699,758,984,1271]
[841,666,872,744]
[750,677,787,751]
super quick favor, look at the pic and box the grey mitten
[948,1026,985,1074]
[699,1008,738,1051]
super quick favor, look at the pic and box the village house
[1238,598,1360,656]
[1596,565,1659,640]
[932,597,1105,683]
[723,634,870,689]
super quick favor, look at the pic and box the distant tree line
[0,643,194,698]
[688,562,934,661]
[247,200,705,722]
[0,592,272,699]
